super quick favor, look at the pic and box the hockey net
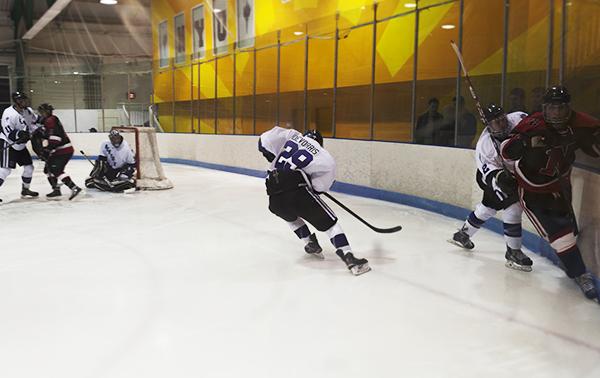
[112,126,173,190]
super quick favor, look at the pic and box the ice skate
[69,186,82,200]
[304,233,324,259]
[574,273,598,301]
[336,250,371,276]
[46,188,62,199]
[21,187,39,198]
[505,247,533,272]
[449,226,474,250]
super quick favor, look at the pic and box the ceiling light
[441,24,456,30]
[73,71,79,75]
[294,31,304,36]
[404,3,417,8]
[100,0,118,4]
[213,8,223,13]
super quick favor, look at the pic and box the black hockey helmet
[542,85,571,130]
[483,103,510,141]
[11,91,28,102]
[303,129,323,146]
[37,103,54,115]
[11,91,29,108]
[109,129,123,147]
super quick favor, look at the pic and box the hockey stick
[323,192,402,234]
[450,40,488,128]
[79,150,95,167]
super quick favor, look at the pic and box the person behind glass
[85,130,136,192]
[508,87,527,113]
[415,97,443,145]
[441,96,477,147]
[35,103,82,200]
[530,87,545,114]
[501,86,600,301]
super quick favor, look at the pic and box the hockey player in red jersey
[35,103,82,200]
[501,86,600,301]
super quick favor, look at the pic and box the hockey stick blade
[323,192,402,234]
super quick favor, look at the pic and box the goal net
[112,126,173,190]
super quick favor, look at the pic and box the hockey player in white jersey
[0,91,40,202]
[259,126,370,275]
[85,130,136,192]
[450,104,534,271]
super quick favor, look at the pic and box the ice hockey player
[258,125,370,276]
[451,104,533,271]
[0,91,40,202]
[85,130,136,192]
[501,86,600,301]
[35,103,82,200]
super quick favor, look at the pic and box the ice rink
[1,160,599,378]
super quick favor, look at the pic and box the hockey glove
[495,170,517,196]
[40,148,51,162]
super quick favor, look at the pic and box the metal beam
[22,0,72,40]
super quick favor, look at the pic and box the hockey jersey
[501,111,600,193]
[99,140,135,169]
[0,106,39,151]
[259,126,336,193]
[475,111,527,189]
[42,115,74,156]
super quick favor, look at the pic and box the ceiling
[1,0,153,69]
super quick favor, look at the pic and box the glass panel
[154,68,174,132]
[415,1,459,146]
[199,60,216,133]
[458,0,504,148]
[217,55,234,134]
[336,24,373,140]
[279,39,305,131]
[505,0,549,114]
[373,13,415,142]
[564,0,600,118]
[307,33,334,138]
[174,64,192,133]
[255,46,278,134]
[234,50,255,134]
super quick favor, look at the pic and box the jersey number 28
[275,140,314,170]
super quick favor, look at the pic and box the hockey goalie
[85,130,136,192]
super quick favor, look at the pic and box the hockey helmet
[11,91,29,107]
[542,85,571,131]
[303,129,323,147]
[109,129,123,147]
[483,103,509,141]
[37,103,54,115]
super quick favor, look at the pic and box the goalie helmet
[542,85,571,132]
[483,103,509,141]
[109,130,123,148]
[303,129,323,147]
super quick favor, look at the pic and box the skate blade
[447,239,474,250]
[69,190,83,201]
[46,196,62,201]
[505,260,532,272]
[20,195,39,199]
[350,263,371,276]
[308,252,325,260]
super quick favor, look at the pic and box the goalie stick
[323,192,402,234]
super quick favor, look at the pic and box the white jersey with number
[260,126,336,193]
[99,140,135,169]
[475,111,527,184]
[0,106,39,151]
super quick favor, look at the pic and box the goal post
[112,126,173,190]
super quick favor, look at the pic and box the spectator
[508,87,527,113]
[441,96,477,147]
[415,98,443,145]
[530,87,545,114]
